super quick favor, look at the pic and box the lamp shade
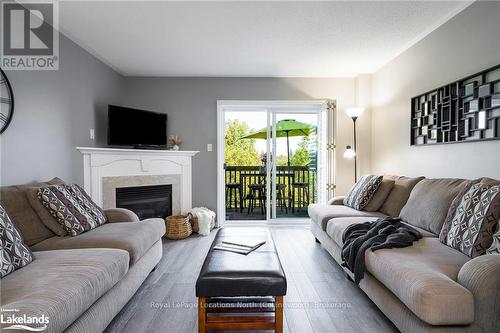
[345,107,364,118]
[343,145,356,158]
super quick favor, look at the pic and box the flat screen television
[108,105,167,148]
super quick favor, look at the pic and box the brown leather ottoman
[196,227,287,332]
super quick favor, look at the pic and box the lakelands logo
[0,0,59,70]
[1,308,49,331]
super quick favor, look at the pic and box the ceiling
[59,1,473,77]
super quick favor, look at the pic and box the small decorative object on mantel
[165,214,192,240]
[411,64,500,145]
[169,134,182,150]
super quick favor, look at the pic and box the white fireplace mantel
[77,147,199,214]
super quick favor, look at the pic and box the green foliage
[225,121,315,167]
[290,138,311,166]
[275,155,289,166]
[225,120,260,166]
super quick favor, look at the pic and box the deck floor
[226,207,309,220]
[105,226,398,333]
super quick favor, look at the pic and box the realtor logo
[1,308,49,332]
[1,0,59,70]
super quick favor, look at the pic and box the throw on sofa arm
[104,208,140,223]
[458,254,500,332]
[328,196,345,205]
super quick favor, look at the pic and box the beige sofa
[0,181,165,333]
[309,176,500,333]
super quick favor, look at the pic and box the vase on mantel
[169,135,182,151]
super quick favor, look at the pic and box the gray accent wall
[371,1,500,180]
[121,77,367,210]
[1,33,124,186]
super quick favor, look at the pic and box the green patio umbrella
[241,119,315,166]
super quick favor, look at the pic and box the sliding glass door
[219,101,329,224]
[224,109,268,221]
[268,111,321,220]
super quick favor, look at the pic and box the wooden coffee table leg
[275,296,283,333]
[198,297,206,333]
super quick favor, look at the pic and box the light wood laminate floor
[105,226,398,333]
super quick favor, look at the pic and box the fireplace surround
[77,147,199,216]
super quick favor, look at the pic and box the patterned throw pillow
[487,225,500,254]
[1,204,33,278]
[37,184,107,236]
[343,175,383,210]
[439,182,500,258]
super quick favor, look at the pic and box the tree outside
[225,120,260,166]
[225,120,314,167]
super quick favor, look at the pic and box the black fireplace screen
[116,184,172,220]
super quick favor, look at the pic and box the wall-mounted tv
[108,105,167,148]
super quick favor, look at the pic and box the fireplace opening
[116,184,172,220]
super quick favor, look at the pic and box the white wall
[371,1,500,180]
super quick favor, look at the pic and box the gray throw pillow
[379,176,425,217]
[343,175,383,210]
[26,177,68,236]
[364,179,395,212]
[0,204,34,278]
[400,178,470,235]
[37,184,108,236]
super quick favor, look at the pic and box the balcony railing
[224,165,317,212]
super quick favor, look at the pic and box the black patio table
[240,172,296,214]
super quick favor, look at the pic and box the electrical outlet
[207,144,213,152]
[89,129,95,140]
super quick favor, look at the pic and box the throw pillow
[1,204,34,278]
[487,225,500,254]
[379,176,425,217]
[26,177,68,236]
[400,178,471,235]
[343,175,383,210]
[364,179,395,212]
[37,184,108,236]
[440,182,500,258]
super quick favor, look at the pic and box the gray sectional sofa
[309,176,500,333]
[0,180,165,333]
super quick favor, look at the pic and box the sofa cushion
[0,248,128,333]
[37,184,108,236]
[399,178,470,235]
[308,203,386,231]
[379,175,424,217]
[327,196,345,205]
[0,204,33,278]
[0,186,54,246]
[343,175,383,210]
[440,182,500,257]
[326,217,437,247]
[31,218,165,265]
[26,179,68,237]
[365,237,473,325]
[326,217,379,246]
[364,179,395,212]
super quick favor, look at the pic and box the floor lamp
[344,107,364,183]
